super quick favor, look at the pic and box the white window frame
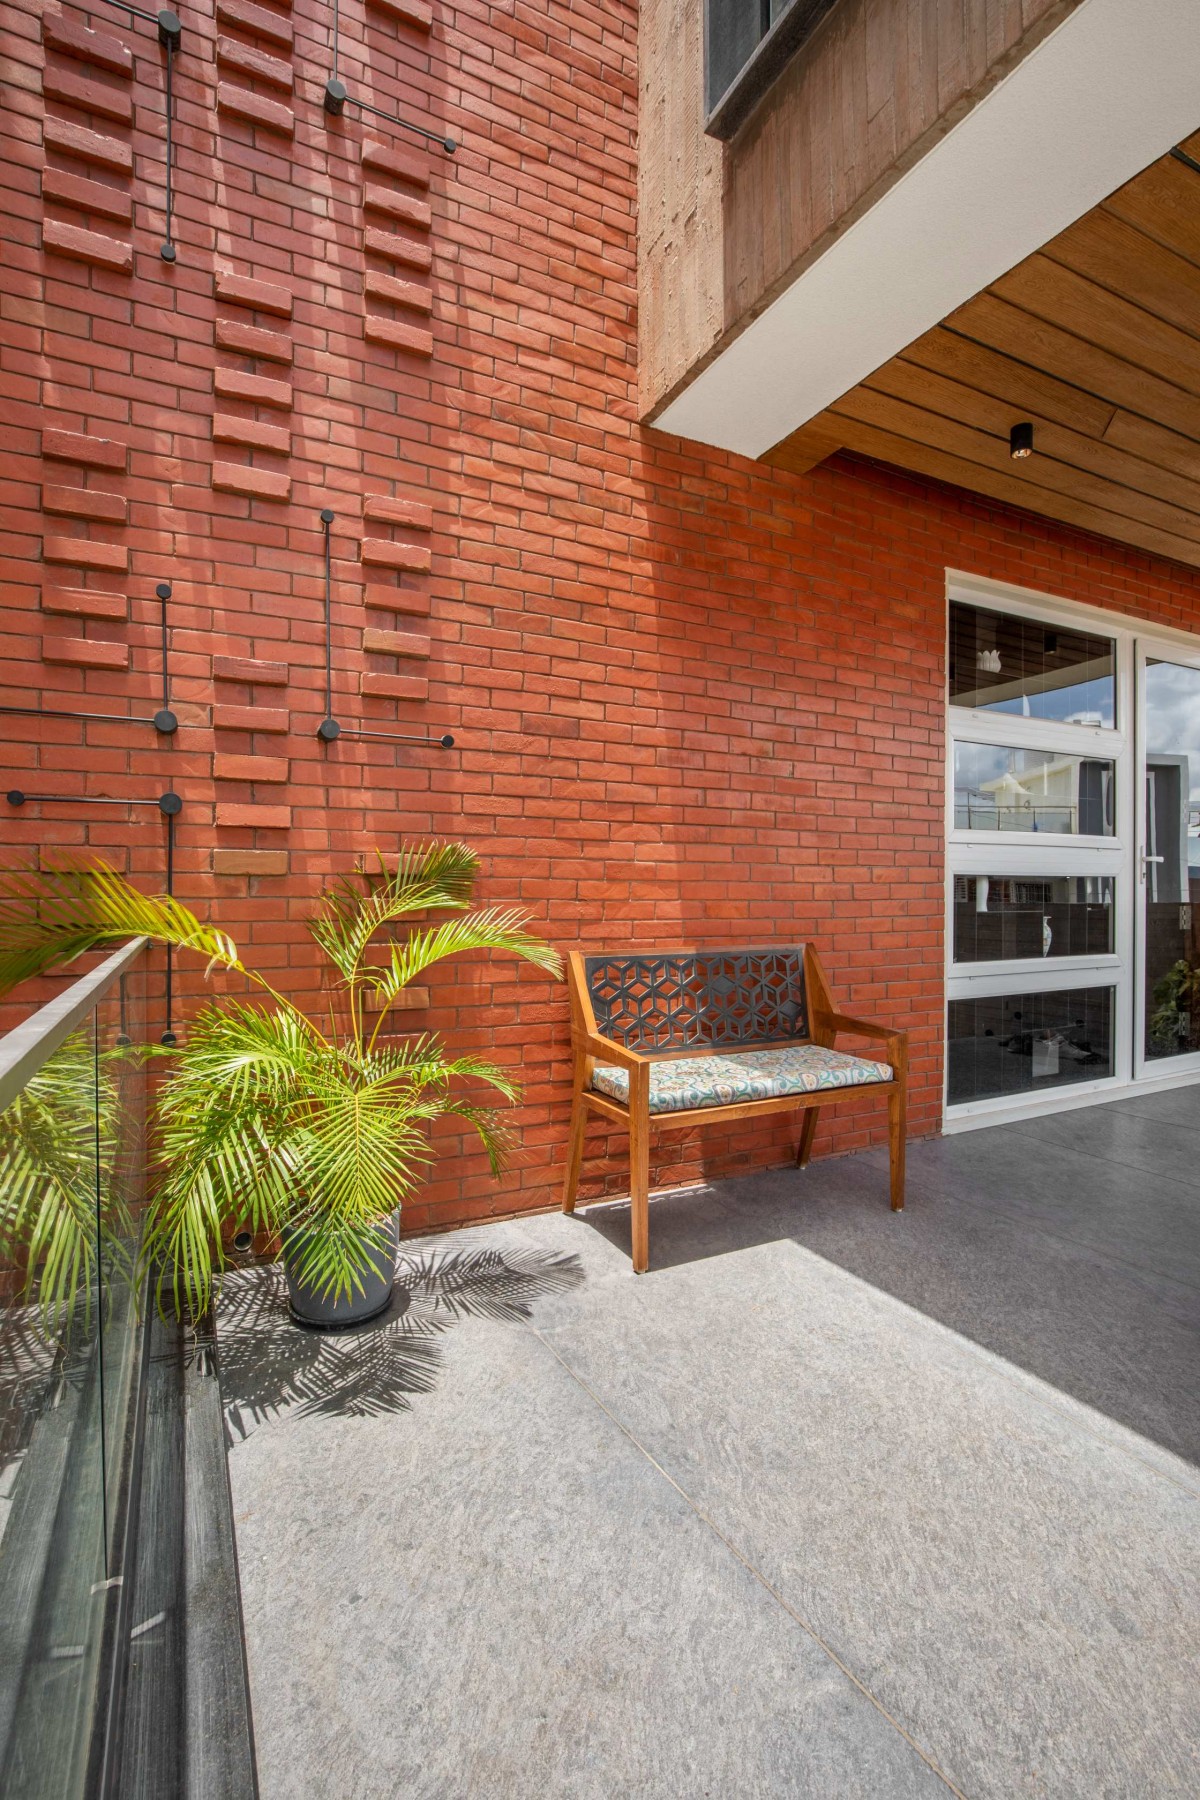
[943,570,1200,1129]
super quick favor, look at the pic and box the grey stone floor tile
[219,1089,1200,1800]
[534,1219,1200,1800]
[569,1157,1200,1463]
[221,1260,949,1800]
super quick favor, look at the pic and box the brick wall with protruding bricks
[4,0,1200,1231]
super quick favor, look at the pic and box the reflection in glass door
[1139,655,1200,1071]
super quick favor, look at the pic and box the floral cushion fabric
[591,1044,893,1115]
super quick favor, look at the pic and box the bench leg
[887,1083,906,1211]
[795,1106,818,1168]
[562,1073,588,1214]
[629,1079,650,1274]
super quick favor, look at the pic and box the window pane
[953,875,1115,962]
[1143,658,1200,1060]
[707,0,768,110]
[947,987,1114,1103]
[953,743,1115,835]
[949,601,1115,726]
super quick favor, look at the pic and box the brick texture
[6,0,1200,1242]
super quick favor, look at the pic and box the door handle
[1140,850,1164,882]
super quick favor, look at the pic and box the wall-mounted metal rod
[5,791,179,809]
[2,582,179,736]
[321,79,456,154]
[94,2,183,256]
[158,12,182,263]
[5,790,183,1042]
[319,509,337,741]
[313,507,454,750]
[162,800,178,1044]
[153,581,178,731]
[0,704,161,728]
[332,725,455,748]
[99,0,159,21]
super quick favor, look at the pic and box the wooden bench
[562,944,907,1272]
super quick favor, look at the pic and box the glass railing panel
[0,944,147,1799]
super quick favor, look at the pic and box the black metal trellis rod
[154,582,178,732]
[335,725,455,746]
[322,0,455,151]
[322,80,457,153]
[95,2,183,259]
[320,508,336,741]
[314,510,455,750]
[158,12,181,263]
[0,704,162,728]
[2,582,180,736]
[6,789,183,1043]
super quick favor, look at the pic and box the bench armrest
[815,1011,907,1055]
[571,1029,651,1071]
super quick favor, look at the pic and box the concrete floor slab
[220,1091,1200,1798]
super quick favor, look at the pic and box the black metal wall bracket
[6,789,184,1043]
[98,1,183,259]
[321,0,455,152]
[322,78,456,154]
[5,579,179,735]
[316,509,455,750]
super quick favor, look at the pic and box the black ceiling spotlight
[1009,421,1035,461]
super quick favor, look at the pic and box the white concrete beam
[654,0,1200,460]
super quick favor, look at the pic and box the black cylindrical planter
[281,1212,399,1329]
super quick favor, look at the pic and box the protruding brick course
[42,220,133,272]
[42,635,129,669]
[41,431,126,470]
[41,586,128,621]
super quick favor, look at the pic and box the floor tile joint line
[528,1323,971,1800]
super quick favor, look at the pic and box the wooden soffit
[764,133,1200,572]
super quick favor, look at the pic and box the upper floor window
[706,0,843,139]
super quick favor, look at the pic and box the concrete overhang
[654,0,1200,462]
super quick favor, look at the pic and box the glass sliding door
[1136,647,1200,1075]
[948,584,1200,1124]
[946,585,1132,1121]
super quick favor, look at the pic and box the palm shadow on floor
[217,1242,584,1443]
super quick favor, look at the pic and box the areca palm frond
[363,907,563,1019]
[0,862,242,996]
[0,1029,133,1331]
[309,842,482,985]
[0,841,563,1321]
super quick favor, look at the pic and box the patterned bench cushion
[591,1044,893,1115]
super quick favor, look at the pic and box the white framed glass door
[944,575,1200,1128]
[1134,641,1200,1080]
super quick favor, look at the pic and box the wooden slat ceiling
[763,130,1200,571]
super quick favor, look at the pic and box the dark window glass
[947,987,1114,1103]
[949,601,1115,727]
[953,876,1115,963]
[1142,658,1200,1060]
[954,743,1115,836]
[706,0,841,128]
[707,0,770,113]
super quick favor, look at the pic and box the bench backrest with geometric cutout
[583,947,810,1054]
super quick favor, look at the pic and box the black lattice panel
[585,948,809,1053]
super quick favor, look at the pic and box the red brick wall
[4,0,1200,1231]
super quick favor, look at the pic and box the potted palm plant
[0,845,561,1328]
